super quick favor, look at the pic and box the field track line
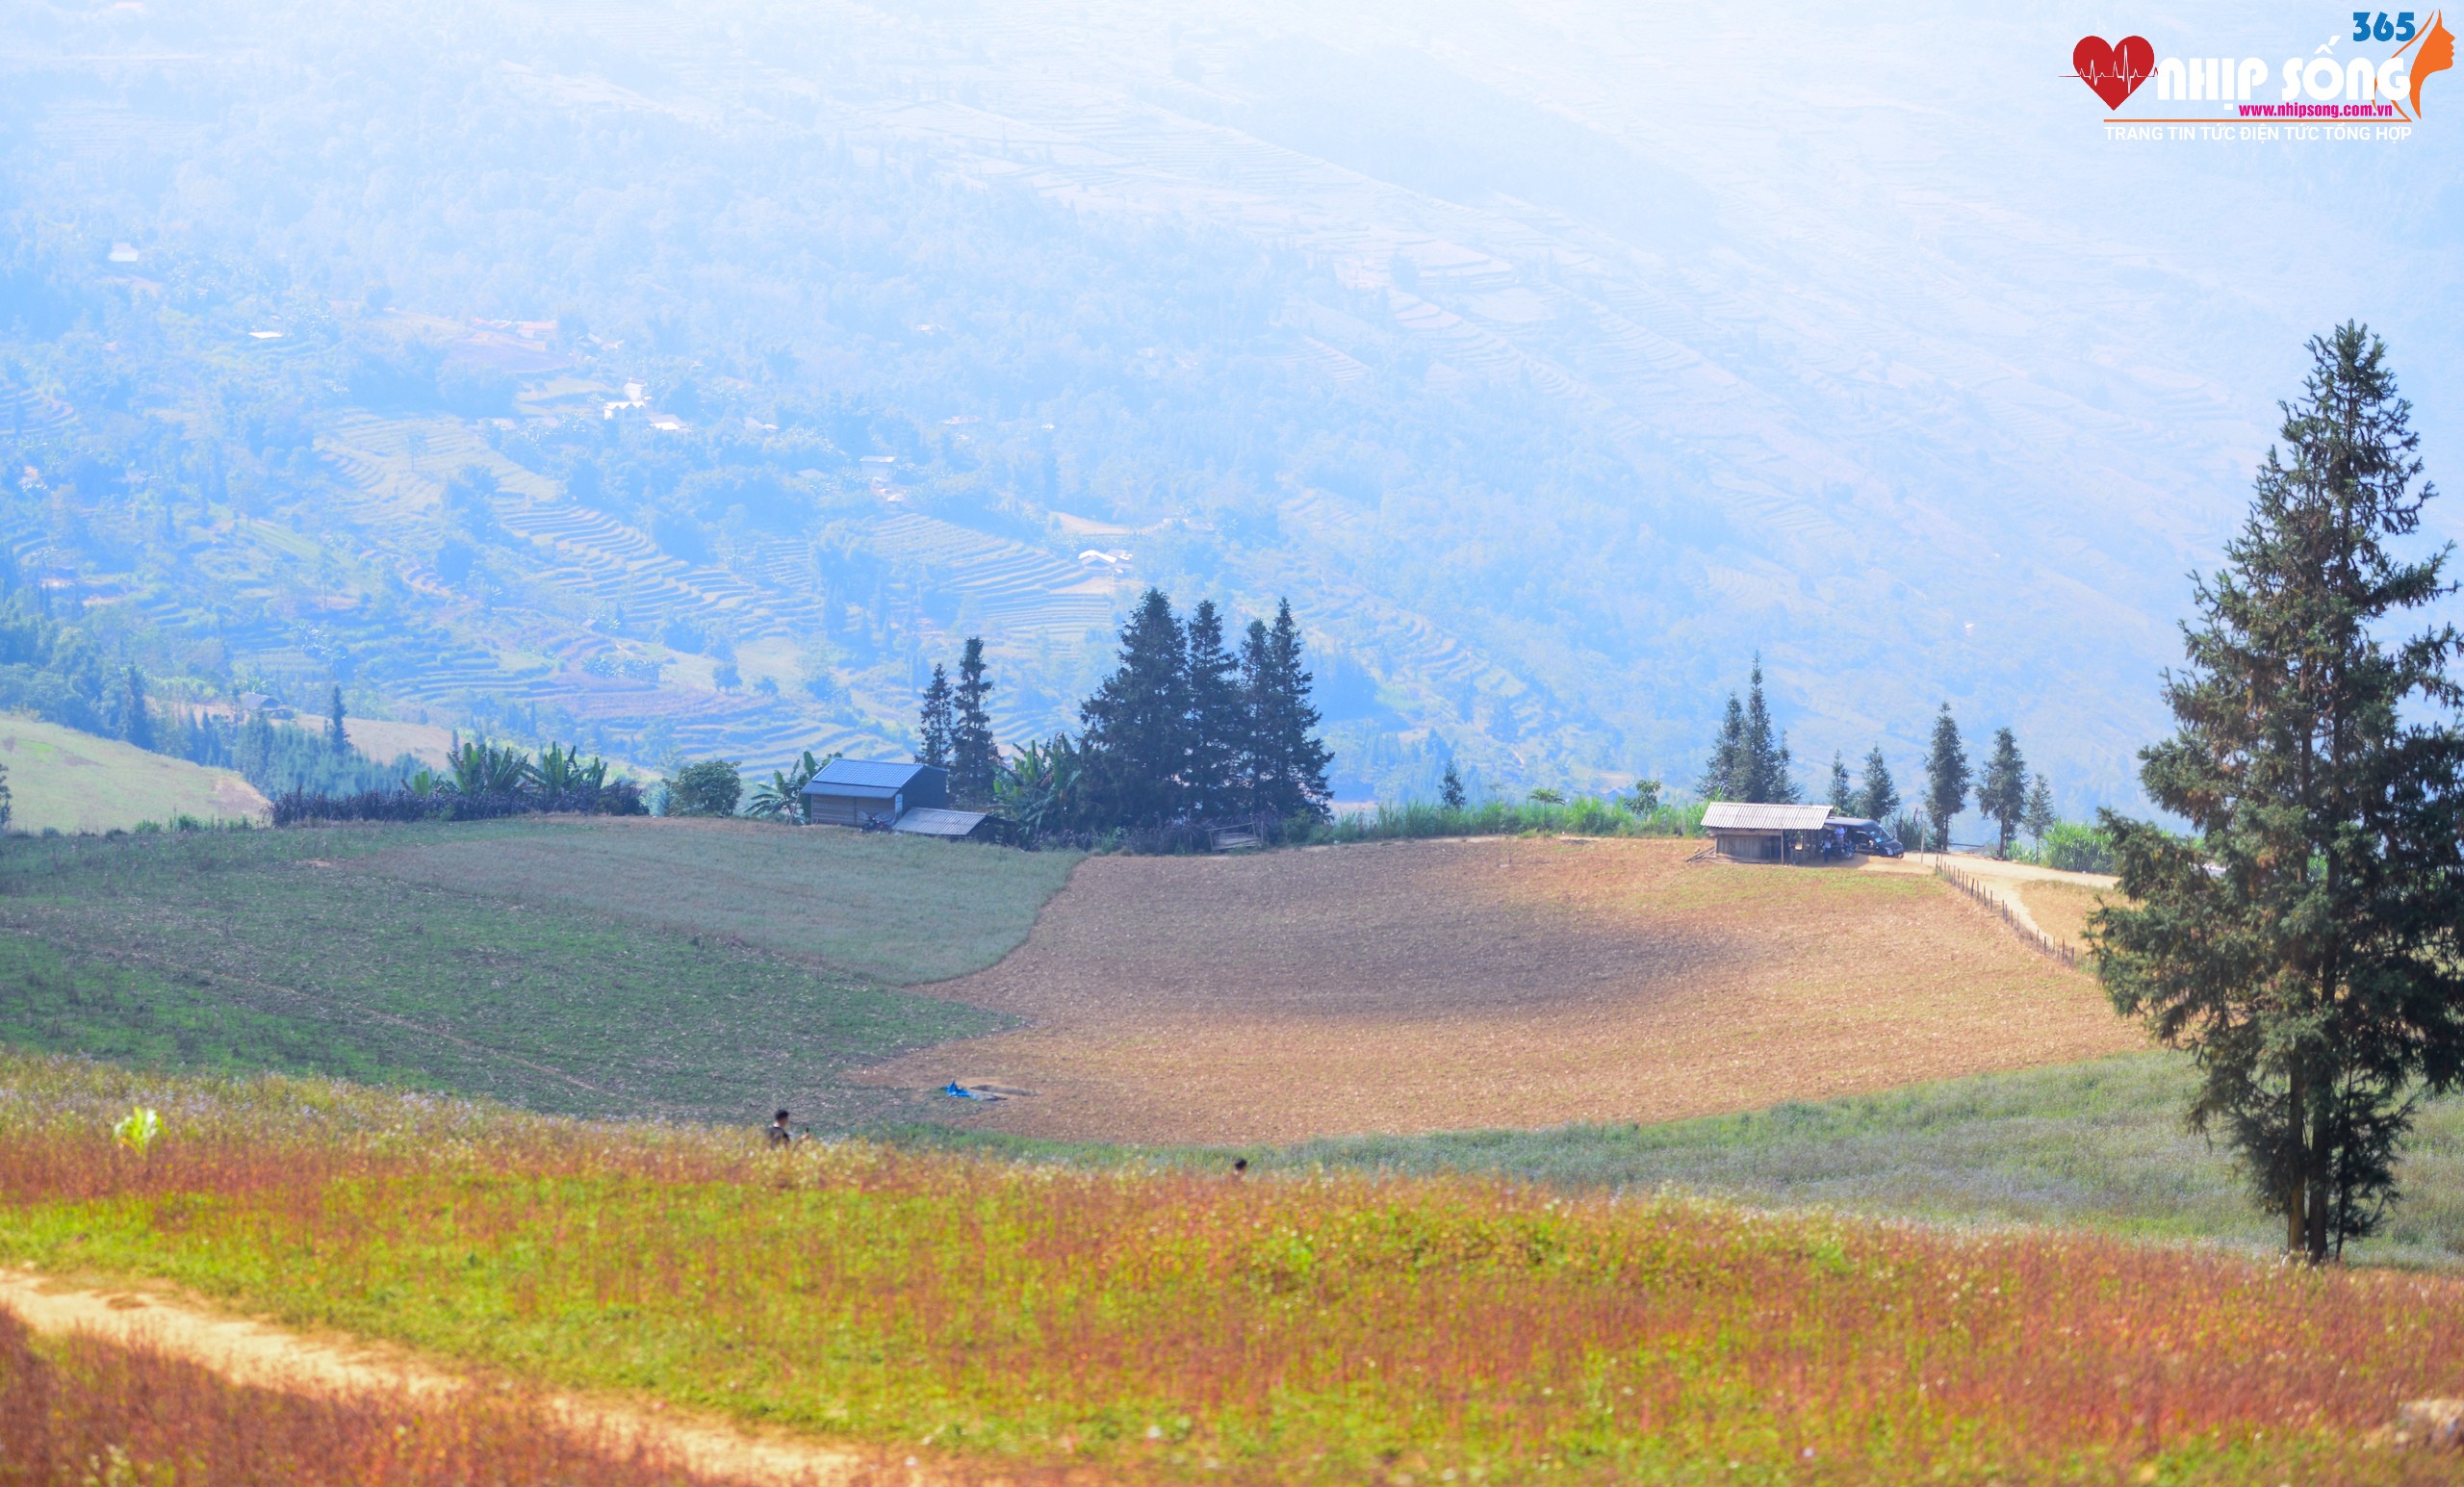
[0,1268,975,1485]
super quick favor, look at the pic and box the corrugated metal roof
[1700,802,1836,832]
[804,758,938,793]
[891,808,991,837]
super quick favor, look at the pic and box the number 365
[2353,11,2420,41]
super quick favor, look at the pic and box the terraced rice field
[869,509,1125,639]
[860,836,2141,1144]
[303,411,1147,765]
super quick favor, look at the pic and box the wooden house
[1699,801,1840,863]
[800,758,946,827]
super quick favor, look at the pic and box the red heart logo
[2073,35,2155,110]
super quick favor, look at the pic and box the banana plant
[531,740,608,794]
[995,734,1083,836]
[747,749,837,821]
[447,735,531,795]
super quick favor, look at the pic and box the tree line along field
[5,1054,2464,1486]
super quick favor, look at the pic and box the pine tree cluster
[1694,666,2064,859]
[910,590,1333,836]
[1697,656,1797,803]
[1080,590,1332,829]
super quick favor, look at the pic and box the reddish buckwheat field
[1,1056,2460,1485]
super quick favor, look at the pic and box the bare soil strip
[860,836,2143,1144]
[0,1269,886,1486]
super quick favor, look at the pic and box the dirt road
[1862,854,2118,950]
[1862,853,2116,941]
[860,836,2142,1144]
[0,1269,888,1486]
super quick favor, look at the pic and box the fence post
[1937,861,2081,971]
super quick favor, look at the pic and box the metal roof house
[800,758,946,828]
[1699,802,1841,864]
[890,807,1009,842]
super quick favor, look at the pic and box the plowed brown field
[857,837,2142,1143]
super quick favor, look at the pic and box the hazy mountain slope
[0,717,267,832]
[2,0,2455,811]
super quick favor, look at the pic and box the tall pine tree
[1740,657,1795,802]
[113,666,153,753]
[1182,601,1243,817]
[1698,693,1747,800]
[1080,588,1190,828]
[1827,751,1855,813]
[950,638,998,805]
[326,684,348,752]
[1241,600,1332,823]
[915,664,954,770]
[2092,324,2464,1263]
[1699,656,1796,802]
[1858,745,1899,823]
[1924,705,1969,852]
[1978,727,2027,859]
[2022,773,2056,856]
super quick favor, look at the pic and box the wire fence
[1933,861,2088,971]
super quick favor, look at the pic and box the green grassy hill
[0,717,269,833]
[0,820,1079,1125]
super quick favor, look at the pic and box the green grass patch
[0,715,267,832]
[1284,1054,2464,1266]
[904,1053,2464,1268]
[0,821,1072,1122]
[345,815,1079,986]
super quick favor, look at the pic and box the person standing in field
[767,1109,794,1146]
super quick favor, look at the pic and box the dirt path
[0,1269,898,1486]
[1861,855,2118,947]
[860,836,2141,1144]
[1861,854,2114,940]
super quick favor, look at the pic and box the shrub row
[270,781,647,826]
